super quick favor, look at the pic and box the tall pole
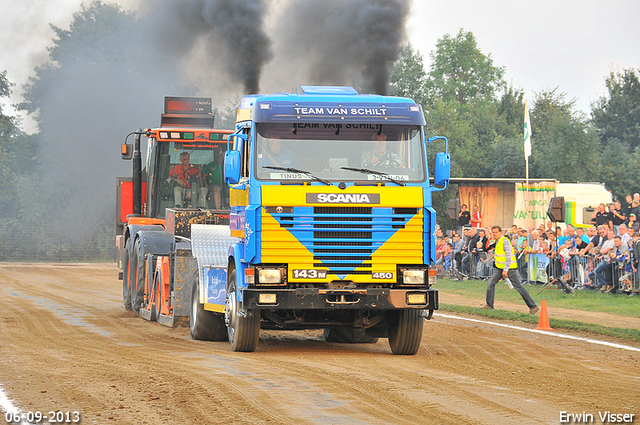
[524,99,532,231]
[526,153,529,231]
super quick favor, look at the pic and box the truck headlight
[402,269,425,284]
[258,293,277,304]
[258,269,282,284]
[406,292,427,305]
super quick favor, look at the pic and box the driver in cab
[169,152,208,208]
[258,138,302,169]
[360,133,404,169]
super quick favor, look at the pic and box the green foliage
[590,68,640,199]
[497,86,525,139]
[424,98,480,177]
[0,70,16,135]
[390,43,427,104]
[529,88,600,181]
[486,137,525,178]
[0,70,13,103]
[3,2,143,261]
[49,1,137,65]
[214,95,241,130]
[426,29,505,105]
[598,139,640,199]
[0,71,37,221]
[20,1,138,120]
[418,30,524,180]
[592,68,640,150]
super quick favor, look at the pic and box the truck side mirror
[434,152,450,186]
[427,135,450,191]
[224,150,241,184]
[121,143,133,160]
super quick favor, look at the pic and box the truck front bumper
[242,287,438,310]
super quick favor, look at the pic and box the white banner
[514,182,555,229]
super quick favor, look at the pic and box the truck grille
[264,206,422,275]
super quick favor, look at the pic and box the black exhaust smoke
[270,0,410,95]
[143,0,272,94]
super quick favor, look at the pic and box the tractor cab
[117,97,233,233]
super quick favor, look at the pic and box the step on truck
[117,88,450,354]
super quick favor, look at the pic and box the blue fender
[228,242,248,303]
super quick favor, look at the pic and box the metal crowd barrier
[443,246,639,294]
[525,251,639,294]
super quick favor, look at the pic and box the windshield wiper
[340,166,406,186]
[263,166,331,185]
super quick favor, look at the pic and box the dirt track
[0,263,638,424]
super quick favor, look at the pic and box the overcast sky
[1,0,639,133]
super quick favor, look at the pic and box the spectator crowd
[435,196,640,297]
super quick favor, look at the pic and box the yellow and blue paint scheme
[260,185,426,284]
[219,86,444,309]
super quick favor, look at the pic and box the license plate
[292,269,327,279]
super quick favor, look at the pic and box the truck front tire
[226,268,261,352]
[388,309,424,355]
[122,238,132,311]
[190,281,227,341]
[153,269,163,319]
[131,238,145,313]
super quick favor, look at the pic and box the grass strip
[439,303,640,342]
[437,278,640,318]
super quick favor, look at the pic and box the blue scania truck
[117,87,450,355]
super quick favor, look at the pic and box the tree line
[390,30,640,227]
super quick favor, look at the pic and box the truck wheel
[324,328,379,344]
[387,309,424,355]
[190,281,227,341]
[122,238,132,311]
[130,238,145,313]
[225,268,261,352]
[153,271,162,320]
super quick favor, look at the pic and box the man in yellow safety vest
[483,226,540,314]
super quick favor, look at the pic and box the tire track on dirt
[1,263,638,424]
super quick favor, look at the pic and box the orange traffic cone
[535,299,553,331]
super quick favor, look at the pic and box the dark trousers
[486,267,537,309]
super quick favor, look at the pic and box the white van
[555,183,613,228]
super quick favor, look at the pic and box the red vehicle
[116,97,232,325]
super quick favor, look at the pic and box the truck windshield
[254,123,426,182]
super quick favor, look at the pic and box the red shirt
[472,211,482,228]
[170,164,202,188]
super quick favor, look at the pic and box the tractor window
[151,140,230,218]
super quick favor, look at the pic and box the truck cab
[200,86,450,353]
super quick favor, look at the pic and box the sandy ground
[0,263,638,425]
